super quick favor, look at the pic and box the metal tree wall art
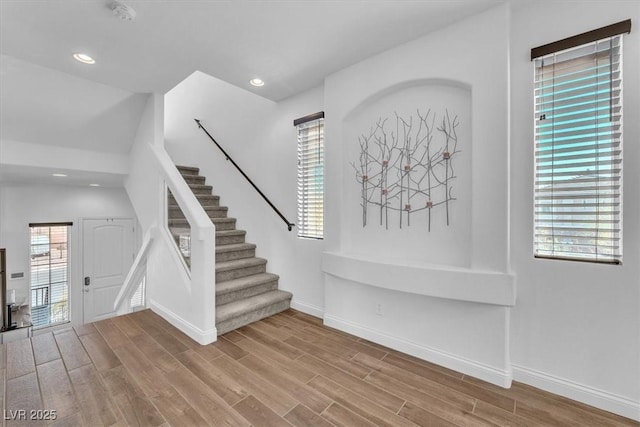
[351,109,460,230]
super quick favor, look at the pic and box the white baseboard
[324,313,512,388]
[513,365,640,422]
[149,300,217,345]
[290,299,324,319]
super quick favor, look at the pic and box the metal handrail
[194,119,295,231]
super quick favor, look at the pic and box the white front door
[82,218,134,323]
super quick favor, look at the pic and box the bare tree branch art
[352,110,460,230]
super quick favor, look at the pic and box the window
[532,20,630,264]
[29,223,71,327]
[295,112,324,239]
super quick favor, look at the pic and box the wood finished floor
[2,309,638,427]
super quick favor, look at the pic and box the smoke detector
[111,1,136,21]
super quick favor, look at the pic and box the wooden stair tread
[216,229,246,236]
[216,243,256,253]
[216,272,279,295]
[176,165,199,174]
[216,290,292,323]
[216,257,266,271]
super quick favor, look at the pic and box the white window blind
[296,114,324,239]
[533,32,624,264]
[29,223,71,327]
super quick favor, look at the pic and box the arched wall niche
[340,78,472,268]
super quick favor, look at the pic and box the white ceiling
[0,55,148,154]
[0,0,508,186]
[0,0,505,101]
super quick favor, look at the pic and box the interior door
[82,218,134,323]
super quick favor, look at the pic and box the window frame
[531,20,631,264]
[295,112,325,240]
[29,222,72,328]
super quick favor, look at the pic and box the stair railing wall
[165,189,192,272]
[150,143,217,343]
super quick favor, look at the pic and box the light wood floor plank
[298,326,388,360]
[48,412,85,427]
[6,372,42,427]
[128,311,166,337]
[249,318,294,341]
[6,339,35,379]
[93,318,129,350]
[212,336,249,360]
[36,359,80,421]
[193,342,224,362]
[239,354,332,414]
[110,314,146,340]
[2,309,636,427]
[73,323,97,337]
[308,375,418,427]
[30,332,60,365]
[383,352,516,412]
[353,352,476,411]
[129,329,172,362]
[297,354,405,414]
[321,402,377,427]
[112,344,209,426]
[100,365,166,427]
[146,329,189,355]
[78,332,121,372]
[68,364,119,427]
[364,370,493,426]
[284,335,372,379]
[284,404,336,427]
[233,332,317,383]
[174,350,248,406]
[232,395,290,427]
[164,363,251,426]
[237,324,303,360]
[0,343,5,369]
[473,399,541,427]
[220,330,246,343]
[208,354,298,416]
[54,330,92,371]
[398,400,459,427]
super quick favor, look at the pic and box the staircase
[168,165,292,335]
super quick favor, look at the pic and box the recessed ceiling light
[73,53,95,64]
[52,173,67,177]
[249,78,265,87]
[89,183,100,187]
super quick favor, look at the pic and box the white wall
[165,72,326,316]
[322,4,514,387]
[510,1,640,419]
[0,184,135,327]
[126,93,217,344]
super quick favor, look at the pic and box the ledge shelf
[322,252,515,306]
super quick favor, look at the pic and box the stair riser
[216,264,265,282]
[168,219,191,228]
[169,208,228,219]
[216,280,278,306]
[216,248,255,262]
[216,298,291,336]
[213,220,236,231]
[177,167,199,176]
[190,186,213,195]
[168,195,219,207]
[183,176,206,185]
[216,234,245,245]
